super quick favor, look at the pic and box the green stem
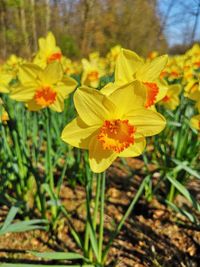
[13,130,26,188]
[45,109,57,220]
[84,152,93,258]
[93,173,101,231]
[88,173,101,261]
[84,221,90,258]
[102,175,148,264]
[167,183,175,203]
[98,172,106,263]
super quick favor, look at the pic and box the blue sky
[157,0,200,46]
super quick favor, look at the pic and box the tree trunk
[45,0,51,33]
[191,0,200,43]
[30,0,37,52]
[81,0,95,56]
[19,0,30,57]
[0,0,7,59]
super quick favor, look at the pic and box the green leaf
[0,206,18,231]
[166,175,200,211]
[42,183,61,206]
[172,159,200,179]
[88,222,99,259]
[166,200,199,224]
[0,219,48,236]
[167,121,182,127]
[29,251,84,260]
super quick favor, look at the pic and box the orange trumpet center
[162,95,170,102]
[87,71,99,82]
[47,52,62,63]
[143,82,159,108]
[170,71,179,78]
[98,119,135,153]
[34,86,57,107]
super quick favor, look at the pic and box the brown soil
[0,158,200,267]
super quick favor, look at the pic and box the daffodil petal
[62,76,77,92]
[74,86,116,125]
[46,32,56,50]
[49,94,64,112]
[100,82,117,96]
[190,114,200,130]
[137,55,168,82]
[0,72,12,93]
[89,135,117,173]
[108,81,146,116]
[119,135,146,157]
[19,64,42,84]
[196,101,200,112]
[126,108,166,136]
[115,48,143,84]
[61,117,99,149]
[155,80,169,102]
[167,84,181,97]
[10,85,37,101]
[55,78,77,99]
[0,84,10,93]
[41,61,63,84]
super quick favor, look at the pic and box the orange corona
[162,95,170,102]
[98,119,135,153]
[34,86,57,107]
[47,52,62,63]
[87,71,99,82]
[143,82,159,108]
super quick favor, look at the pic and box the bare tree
[45,0,51,33]
[0,0,7,59]
[191,0,200,43]
[30,0,37,52]
[19,0,30,56]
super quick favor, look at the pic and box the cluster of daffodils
[159,44,200,129]
[0,32,169,173]
[0,32,200,173]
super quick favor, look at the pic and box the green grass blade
[0,219,48,235]
[172,159,200,179]
[29,251,85,260]
[166,200,199,224]
[0,206,18,231]
[166,175,200,211]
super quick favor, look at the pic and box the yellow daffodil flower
[61,82,166,173]
[10,62,77,112]
[81,58,102,88]
[0,99,9,123]
[5,54,24,70]
[61,57,82,76]
[159,84,181,110]
[184,78,200,111]
[1,107,9,123]
[102,48,168,108]
[34,32,62,68]
[106,45,121,73]
[190,114,200,130]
